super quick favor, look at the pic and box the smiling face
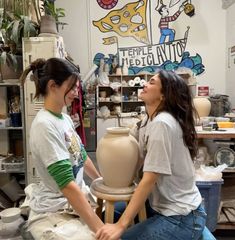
[48,76,79,108]
[62,77,79,106]
[139,74,163,108]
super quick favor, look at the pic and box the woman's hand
[95,222,125,240]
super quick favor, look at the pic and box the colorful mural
[92,0,204,76]
[157,3,184,44]
[93,0,149,44]
[97,0,119,10]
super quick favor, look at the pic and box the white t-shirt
[29,109,85,213]
[139,112,201,216]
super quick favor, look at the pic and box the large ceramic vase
[96,127,139,188]
[193,97,211,118]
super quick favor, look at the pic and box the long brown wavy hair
[145,70,198,160]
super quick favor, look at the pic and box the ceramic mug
[100,91,107,98]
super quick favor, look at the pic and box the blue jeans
[200,227,216,240]
[121,204,209,240]
[159,28,175,44]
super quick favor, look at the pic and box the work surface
[196,128,235,139]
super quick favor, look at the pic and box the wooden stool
[90,178,146,224]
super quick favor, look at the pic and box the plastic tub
[0,178,23,202]
[196,180,223,232]
[0,208,21,223]
[2,156,24,172]
[0,208,24,238]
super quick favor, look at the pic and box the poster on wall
[229,45,235,68]
[90,0,204,76]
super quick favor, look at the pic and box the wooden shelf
[122,101,143,103]
[0,126,23,130]
[223,168,235,173]
[0,81,20,87]
[216,223,235,230]
[98,101,113,103]
[122,86,143,88]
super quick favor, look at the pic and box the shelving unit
[96,74,152,142]
[97,74,152,114]
[0,81,26,204]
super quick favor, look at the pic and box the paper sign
[197,86,209,96]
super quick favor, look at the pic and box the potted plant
[0,0,40,80]
[39,0,67,35]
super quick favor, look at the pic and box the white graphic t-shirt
[29,108,86,213]
[139,112,201,216]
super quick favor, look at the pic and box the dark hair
[20,57,80,99]
[145,70,197,159]
[158,4,167,14]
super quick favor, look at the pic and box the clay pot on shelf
[193,97,211,118]
[122,63,129,75]
[96,127,139,188]
[39,15,58,35]
[0,55,23,80]
[99,91,107,98]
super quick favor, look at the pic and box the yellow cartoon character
[67,133,81,157]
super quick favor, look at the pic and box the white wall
[56,0,227,97]
[56,0,92,77]
[226,3,235,107]
[185,1,226,93]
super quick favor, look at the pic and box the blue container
[196,180,223,232]
[10,112,22,127]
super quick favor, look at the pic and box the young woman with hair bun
[21,57,103,239]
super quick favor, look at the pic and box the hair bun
[30,58,46,71]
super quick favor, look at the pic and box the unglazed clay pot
[96,127,139,188]
[40,15,58,35]
[193,97,211,118]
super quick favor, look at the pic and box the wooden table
[197,128,235,139]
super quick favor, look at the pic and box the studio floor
[214,229,235,239]
[87,152,235,239]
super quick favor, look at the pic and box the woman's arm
[47,160,103,232]
[61,181,104,233]
[96,172,158,240]
[84,156,101,180]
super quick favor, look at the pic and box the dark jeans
[111,201,215,240]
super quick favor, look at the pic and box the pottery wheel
[91,178,136,195]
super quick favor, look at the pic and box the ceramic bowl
[0,208,21,223]
[111,95,122,103]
